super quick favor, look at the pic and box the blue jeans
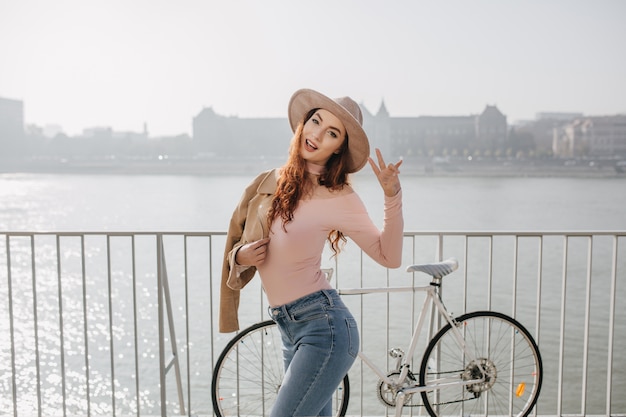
[268,289,359,417]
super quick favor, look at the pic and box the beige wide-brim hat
[288,88,370,173]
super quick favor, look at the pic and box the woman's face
[300,108,346,166]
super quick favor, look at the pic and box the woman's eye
[311,118,319,124]
[329,131,338,138]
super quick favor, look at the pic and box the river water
[1,172,625,232]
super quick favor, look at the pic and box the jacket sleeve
[218,172,267,333]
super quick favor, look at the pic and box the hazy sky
[1,0,625,136]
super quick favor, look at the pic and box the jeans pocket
[345,317,360,358]
[290,303,327,323]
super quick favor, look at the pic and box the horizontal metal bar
[1,230,625,237]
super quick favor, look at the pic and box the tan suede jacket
[220,169,277,333]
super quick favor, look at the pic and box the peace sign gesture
[368,148,402,197]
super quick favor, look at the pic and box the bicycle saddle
[406,258,458,278]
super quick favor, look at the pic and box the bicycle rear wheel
[212,320,350,417]
[419,311,542,417]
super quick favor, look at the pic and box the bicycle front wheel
[419,311,542,417]
[212,320,350,417]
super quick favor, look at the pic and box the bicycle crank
[376,371,420,408]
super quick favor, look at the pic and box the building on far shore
[511,112,583,157]
[0,96,25,156]
[193,101,510,160]
[553,115,626,158]
[192,107,290,158]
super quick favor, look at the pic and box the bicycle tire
[419,311,542,417]
[212,320,350,417]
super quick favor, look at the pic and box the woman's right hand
[368,148,402,197]
[235,237,271,266]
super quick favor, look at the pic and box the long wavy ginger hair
[267,109,351,255]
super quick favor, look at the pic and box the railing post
[106,236,116,417]
[6,235,18,417]
[557,235,569,417]
[606,235,618,416]
[56,235,68,417]
[157,235,166,417]
[157,234,186,416]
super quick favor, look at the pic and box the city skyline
[1,0,625,136]
[6,95,591,139]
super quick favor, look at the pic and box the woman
[220,88,403,417]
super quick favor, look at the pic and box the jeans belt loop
[322,289,334,307]
[268,305,283,318]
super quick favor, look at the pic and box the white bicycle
[212,258,543,417]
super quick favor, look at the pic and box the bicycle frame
[338,280,489,414]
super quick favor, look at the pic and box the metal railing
[1,231,624,416]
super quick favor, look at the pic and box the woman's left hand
[368,148,402,197]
